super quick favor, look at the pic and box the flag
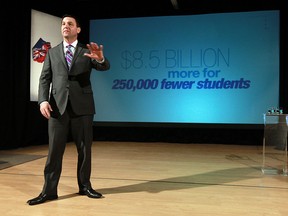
[32,38,51,63]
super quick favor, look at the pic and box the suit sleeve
[38,51,52,105]
[91,57,110,71]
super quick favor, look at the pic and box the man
[27,14,110,205]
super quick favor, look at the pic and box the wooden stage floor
[0,141,287,216]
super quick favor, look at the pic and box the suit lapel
[59,43,69,70]
[59,43,85,72]
[73,45,83,63]
[69,44,84,72]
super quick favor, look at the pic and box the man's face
[61,16,81,39]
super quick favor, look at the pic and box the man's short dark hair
[61,14,81,27]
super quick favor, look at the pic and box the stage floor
[0,141,287,216]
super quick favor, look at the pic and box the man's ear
[77,27,81,34]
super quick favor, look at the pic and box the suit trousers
[42,102,94,195]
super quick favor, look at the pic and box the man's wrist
[93,57,105,64]
[40,101,48,106]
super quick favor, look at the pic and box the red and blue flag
[32,38,51,63]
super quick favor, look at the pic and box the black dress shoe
[27,193,58,205]
[78,188,103,198]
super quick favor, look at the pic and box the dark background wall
[0,0,287,149]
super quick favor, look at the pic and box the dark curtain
[279,8,288,113]
[0,6,48,149]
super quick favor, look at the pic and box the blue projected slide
[89,10,279,124]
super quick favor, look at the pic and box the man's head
[61,14,81,42]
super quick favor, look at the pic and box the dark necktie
[66,45,74,69]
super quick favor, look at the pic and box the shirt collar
[63,40,78,48]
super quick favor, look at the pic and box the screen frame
[90,10,281,130]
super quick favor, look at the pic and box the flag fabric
[32,38,51,63]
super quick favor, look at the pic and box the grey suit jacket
[38,42,110,117]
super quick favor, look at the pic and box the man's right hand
[40,101,53,119]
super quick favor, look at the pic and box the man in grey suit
[27,14,110,205]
